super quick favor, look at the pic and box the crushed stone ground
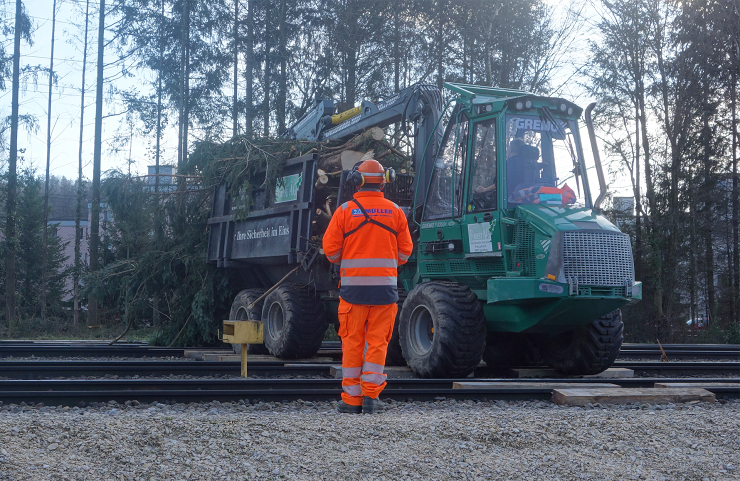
[0,398,738,480]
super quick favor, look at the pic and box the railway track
[0,377,737,406]
[0,341,736,359]
[1,359,738,379]
[1,341,737,405]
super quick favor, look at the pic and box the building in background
[48,220,89,301]
[612,197,635,230]
[148,165,176,192]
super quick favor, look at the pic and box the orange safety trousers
[337,298,398,406]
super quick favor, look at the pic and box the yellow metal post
[241,344,248,377]
[222,320,264,379]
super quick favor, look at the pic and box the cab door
[417,112,469,276]
[462,118,503,260]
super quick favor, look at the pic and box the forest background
[0,0,738,346]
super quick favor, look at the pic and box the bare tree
[41,0,59,322]
[5,0,24,332]
[74,0,92,326]
[89,0,107,326]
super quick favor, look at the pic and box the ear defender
[385,167,396,183]
[349,165,365,186]
[349,159,394,186]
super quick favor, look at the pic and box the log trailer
[208,82,642,377]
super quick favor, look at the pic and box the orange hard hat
[357,159,386,183]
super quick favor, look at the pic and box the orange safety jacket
[323,191,413,305]
[509,183,577,205]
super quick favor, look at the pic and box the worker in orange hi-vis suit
[322,159,413,414]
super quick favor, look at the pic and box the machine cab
[417,84,598,289]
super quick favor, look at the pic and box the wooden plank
[329,365,417,379]
[552,387,715,406]
[183,350,231,360]
[511,368,634,379]
[283,363,333,368]
[655,382,740,389]
[215,355,242,362]
[453,382,620,390]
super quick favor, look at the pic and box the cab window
[505,115,584,207]
[468,119,497,212]
[423,114,469,220]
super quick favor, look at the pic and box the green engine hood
[513,205,621,235]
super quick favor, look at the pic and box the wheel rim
[235,306,248,320]
[266,302,284,341]
[408,305,434,356]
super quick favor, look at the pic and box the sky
[6,0,179,182]
[5,0,634,201]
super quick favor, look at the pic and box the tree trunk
[232,0,239,138]
[5,0,24,333]
[177,0,189,169]
[731,49,739,327]
[276,0,287,135]
[263,1,271,137]
[634,109,642,281]
[155,0,163,193]
[74,0,91,326]
[41,0,58,321]
[245,0,254,137]
[88,0,106,327]
[702,88,715,324]
[393,4,400,92]
[435,1,444,90]
[183,5,190,171]
[689,165,697,323]
[151,0,165,328]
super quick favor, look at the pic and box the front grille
[562,231,634,286]
[422,262,446,274]
[511,219,535,276]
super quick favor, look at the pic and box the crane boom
[282,84,441,143]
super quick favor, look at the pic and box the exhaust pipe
[585,103,607,211]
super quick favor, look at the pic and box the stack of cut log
[315,127,410,174]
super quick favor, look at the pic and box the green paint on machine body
[403,82,641,335]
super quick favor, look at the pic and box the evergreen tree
[6,171,70,320]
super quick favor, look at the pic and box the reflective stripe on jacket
[322,191,413,305]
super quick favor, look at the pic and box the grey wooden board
[654,382,740,390]
[552,387,715,406]
[511,368,634,379]
[453,382,620,390]
[183,350,231,360]
[329,365,417,379]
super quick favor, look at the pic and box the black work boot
[337,401,362,414]
[362,396,382,414]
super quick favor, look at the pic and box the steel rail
[617,350,740,360]
[0,377,736,406]
[1,341,736,359]
[1,360,738,380]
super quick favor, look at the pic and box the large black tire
[536,309,624,375]
[229,289,269,355]
[385,290,407,366]
[398,281,486,378]
[261,283,328,359]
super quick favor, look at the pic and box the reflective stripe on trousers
[342,384,362,397]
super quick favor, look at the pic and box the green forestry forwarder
[208,82,642,377]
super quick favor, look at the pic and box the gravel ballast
[0,399,738,480]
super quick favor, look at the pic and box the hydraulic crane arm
[282,84,442,143]
[282,84,444,215]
